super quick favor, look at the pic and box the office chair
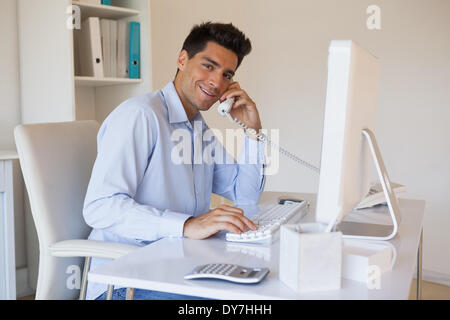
[14,121,138,300]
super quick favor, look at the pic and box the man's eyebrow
[202,57,235,76]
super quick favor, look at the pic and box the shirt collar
[161,82,208,130]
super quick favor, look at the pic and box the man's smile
[199,85,217,98]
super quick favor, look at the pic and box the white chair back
[15,121,99,299]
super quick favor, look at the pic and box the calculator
[184,263,270,284]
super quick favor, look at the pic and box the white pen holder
[279,223,342,293]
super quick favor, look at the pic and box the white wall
[0,0,33,297]
[150,0,450,282]
[0,0,22,151]
[17,0,75,124]
[0,0,25,268]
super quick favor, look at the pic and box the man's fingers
[218,207,257,230]
[214,209,257,232]
[241,216,257,231]
[215,214,247,233]
[220,82,240,100]
[232,97,255,111]
[216,222,242,235]
[223,89,248,102]
[218,204,244,215]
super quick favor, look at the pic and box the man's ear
[177,50,189,71]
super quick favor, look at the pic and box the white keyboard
[226,201,308,245]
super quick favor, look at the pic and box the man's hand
[219,82,262,135]
[183,204,257,240]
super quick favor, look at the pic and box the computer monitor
[315,40,400,240]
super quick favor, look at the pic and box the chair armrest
[49,239,139,259]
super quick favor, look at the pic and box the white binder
[100,19,111,77]
[117,21,129,78]
[78,17,104,77]
[110,20,118,78]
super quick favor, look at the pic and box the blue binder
[101,0,112,5]
[129,22,140,79]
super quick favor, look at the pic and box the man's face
[176,41,238,112]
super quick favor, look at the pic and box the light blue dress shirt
[84,82,265,299]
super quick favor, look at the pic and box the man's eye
[203,64,213,70]
[224,74,232,80]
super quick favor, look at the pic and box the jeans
[95,287,209,300]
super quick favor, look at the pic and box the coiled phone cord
[226,114,321,174]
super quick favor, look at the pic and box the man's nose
[208,72,223,92]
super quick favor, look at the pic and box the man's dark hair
[180,21,252,70]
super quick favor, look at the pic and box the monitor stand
[336,129,401,241]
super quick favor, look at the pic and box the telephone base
[356,182,406,210]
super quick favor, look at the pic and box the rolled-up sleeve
[212,135,266,206]
[83,105,191,241]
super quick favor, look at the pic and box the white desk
[0,151,19,300]
[88,192,425,300]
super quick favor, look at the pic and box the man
[83,22,266,300]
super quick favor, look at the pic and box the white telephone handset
[217,98,234,116]
[217,98,320,173]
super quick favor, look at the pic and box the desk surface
[88,193,425,300]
